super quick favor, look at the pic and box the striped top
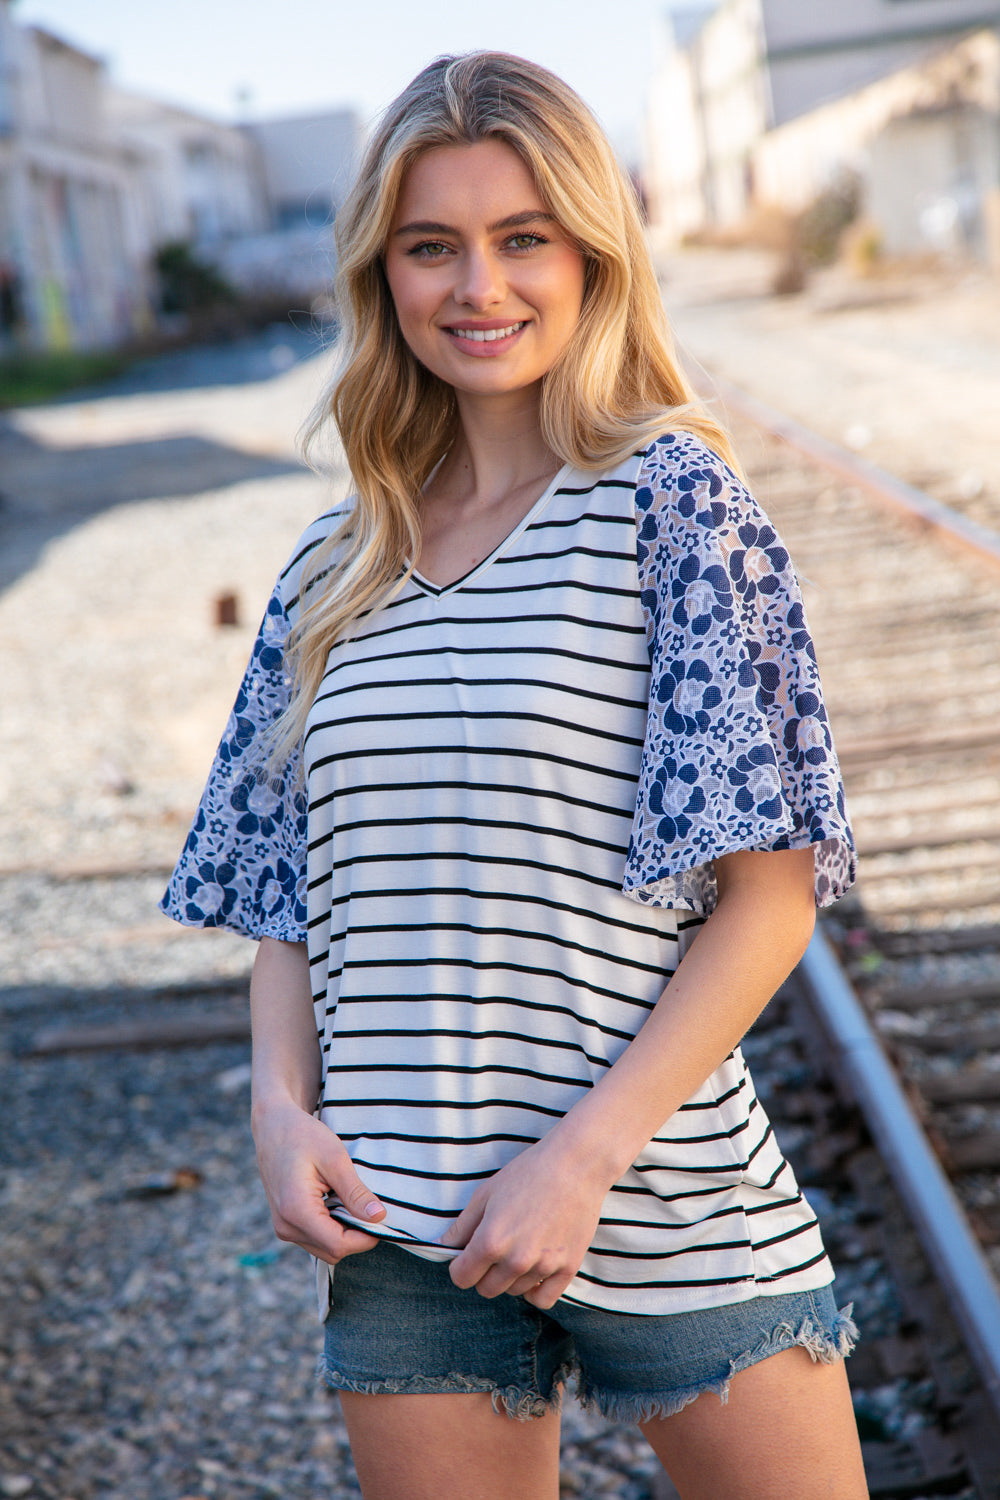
[162,431,855,1316]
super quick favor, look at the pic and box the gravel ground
[0,969,969,1499]
[0,987,670,1500]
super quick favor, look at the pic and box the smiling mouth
[445,321,527,342]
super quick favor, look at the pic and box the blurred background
[3,4,1000,1497]
[1,0,998,366]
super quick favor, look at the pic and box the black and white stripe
[294,453,831,1313]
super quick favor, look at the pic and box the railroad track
[711,380,1000,1495]
[750,972,1000,1499]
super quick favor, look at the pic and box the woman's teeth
[449,322,525,341]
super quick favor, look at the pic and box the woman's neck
[440,387,557,508]
[414,389,564,588]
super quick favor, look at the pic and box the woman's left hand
[438,1133,609,1308]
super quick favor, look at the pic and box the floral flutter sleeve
[623,431,856,916]
[159,586,308,943]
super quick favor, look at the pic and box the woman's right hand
[251,1099,387,1266]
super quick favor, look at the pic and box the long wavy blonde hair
[270,50,735,767]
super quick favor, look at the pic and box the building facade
[216,109,360,301]
[0,6,145,349]
[754,28,1000,261]
[0,0,360,353]
[242,110,358,231]
[109,90,269,254]
[646,0,1000,260]
[761,0,1000,125]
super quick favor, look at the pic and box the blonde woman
[163,52,868,1500]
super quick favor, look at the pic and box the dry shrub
[796,172,862,266]
[771,251,807,296]
[841,218,884,277]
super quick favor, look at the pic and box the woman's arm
[442,845,816,1304]
[250,936,387,1265]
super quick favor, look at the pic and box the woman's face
[384,139,586,406]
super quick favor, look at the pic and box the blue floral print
[623,432,855,913]
[159,586,309,940]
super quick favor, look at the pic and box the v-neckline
[409,462,572,598]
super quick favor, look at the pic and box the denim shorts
[320,1240,857,1423]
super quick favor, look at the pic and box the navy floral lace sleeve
[159,585,309,942]
[623,431,856,915]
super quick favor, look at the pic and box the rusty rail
[799,927,1000,1418]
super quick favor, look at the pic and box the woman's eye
[409,241,449,258]
[509,233,546,251]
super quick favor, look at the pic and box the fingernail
[363,1201,382,1218]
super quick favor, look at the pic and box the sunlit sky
[11,0,715,163]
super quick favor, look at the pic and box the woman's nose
[455,248,504,307]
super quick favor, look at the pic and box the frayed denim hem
[575,1375,729,1425]
[575,1302,859,1426]
[728,1300,858,1385]
[318,1355,576,1422]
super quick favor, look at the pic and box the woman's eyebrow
[491,211,557,232]
[393,211,557,237]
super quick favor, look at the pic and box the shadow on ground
[0,428,305,593]
[0,325,330,592]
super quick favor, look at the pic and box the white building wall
[242,111,359,229]
[645,18,709,245]
[0,12,148,350]
[695,0,769,223]
[751,29,1000,257]
[644,0,1000,246]
[108,90,268,254]
[0,1,369,351]
[645,0,768,243]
